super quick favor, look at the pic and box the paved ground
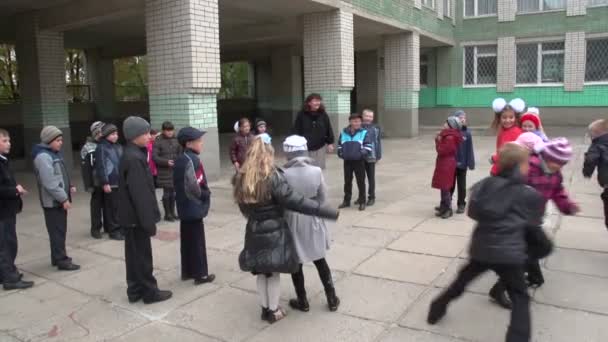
[2,127,608,342]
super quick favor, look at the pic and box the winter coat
[174,149,211,222]
[94,139,123,188]
[527,154,577,215]
[456,127,475,170]
[237,169,339,274]
[583,133,608,187]
[80,138,99,191]
[230,133,255,165]
[152,134,182,188]
[146,141,157,176]
[283,156,330,263]
[432,128,463,190]
[32,144,71,209]
[468,168,545,265]
[292,111,335,151]
[0,155,22,220]
[490,126,523,176]
[118,143,161,236]
[362,123,382,163]
[337,127,372,161]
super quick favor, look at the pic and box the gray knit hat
[90,121,104,137]
[446,116,462,130]
[123,116,150,141]
[40,126,63,144]
[101,123,118,138]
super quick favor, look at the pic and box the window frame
[443,0,452,17]
[422,0,435,10]
[588,0,608,9]
[463,44,498,87]
[515,41,565,86]
[584,37,608,85]
[516,0,566,14]
[463,0,498,18]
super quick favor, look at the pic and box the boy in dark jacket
[95,123,124,240]
[432,116,463,219]
[174,127,215,286]
[583,119,608,229]
[230,117,254,172]
[450,110,475,214]
[33,126,79,271]
[80,121,105,239]
[427,143,545,342]
[338,113,373,211]
[118,116,172,304]
[153,121,182,222]
[361,109,382,207]
[0,129,34,290]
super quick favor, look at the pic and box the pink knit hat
[515,132,543,152]
[538,138,573,165]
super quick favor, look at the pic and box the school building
[0,0,607,178]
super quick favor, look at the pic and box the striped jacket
[337,127,372,161]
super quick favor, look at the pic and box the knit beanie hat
[515,132,543,152]
[256,120,267,128]
[538,138,572,165]
[520,113,541,129]
[446,116,462,130]
[451,109,465,118]
[123,116,150,141]
[101,123,118,138]
[90,121,104,137]
[40,126,63,144]
[283,135,308,159]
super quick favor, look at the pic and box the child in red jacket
[432,116,463,218]
[490,98,526,175]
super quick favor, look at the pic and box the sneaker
[109,231,125,241]
[456,204,466,214]
[260,307,271,321]
[91,230,103,239]
[366,198,375,206]
[440,208,453,219]
[288,297,310,312]
[354,199,361,205]
[3,280,34,291]
[57,262,80,271]
[266,307,287,324]
[338,202,350,209]
[143,290,173,304]
[194,274,215,285]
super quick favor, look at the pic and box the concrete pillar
[498,0,516,22]
[355,50,379,114]
[564,32,586,91]
[269,47,303,134]
[145,0,221,179]
[497,37,516,92]
[567,0,586,16]
[85,48,115,120]
[15,13,73,168]
[436,0,444,19]
[435,46,459,106]
[383,32,420,137]
[302,9,355,134]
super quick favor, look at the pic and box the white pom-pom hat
[492,98,507,113]
[509,98,526,114]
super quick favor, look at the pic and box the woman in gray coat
[282,135,340,312]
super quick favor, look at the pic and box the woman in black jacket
[292,93,335,169]
[233,137,339,324]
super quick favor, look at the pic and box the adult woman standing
[233,137,339,324]
[292,94,335,169]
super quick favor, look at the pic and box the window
[464,45,497,85]
[589,0,608,6]
[422,0,434,9]
[420,54,429,87]
[464,0,497,17]
[516,42,564,84]
[218,62,254,99]
[443,0,451,17]
[586,39,608,83]
[517,0,566,13]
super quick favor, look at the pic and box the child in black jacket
[0,129,33,290]
[174,127,215,285]
[583,119,608,229]
[427,143,547,342]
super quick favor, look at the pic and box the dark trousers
[343,160,366,203]
[90,187,104,232]
[43,208,70,265]
[0,216,19,283]
[180,220,208,279]
[364,161,376,200]
[440,190,452,209]
[102,190,121,234]
[436,260,530,342]
[450,168,467,206]
[124,227,158,299]
[162,187,174,202]
[291,258,334,298]
[601,188,608,228]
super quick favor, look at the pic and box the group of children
[428,98,608,342]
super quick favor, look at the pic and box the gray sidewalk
[2,127,608,342]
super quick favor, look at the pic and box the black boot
[338,201,350,209]
[325,287,340,312]
[3,279,34,291]
[456,204,466,214]
[162,200,174,222]
[366,198,375,206]
[143,289,173,304]
[169,196,179,221]
[440,208,453,219]
[427,299,448,324]
[91,229,103,239]
[489,284,512,310]
[289,297,310,312]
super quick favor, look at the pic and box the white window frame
[517,0,566,14]
[443,0,452,17]
[422,0,435,9]
[463,0,498,18]
[588,0,608,8]
[584,37,608,85]
[463,45,498,87]
[515,41,565,86]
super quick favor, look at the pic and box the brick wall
[564,31,586,91]
[383,32,420,110]
[497,36,516,92]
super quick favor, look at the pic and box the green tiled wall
[149,94,218,129]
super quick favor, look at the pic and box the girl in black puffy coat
[233,137,339,324]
